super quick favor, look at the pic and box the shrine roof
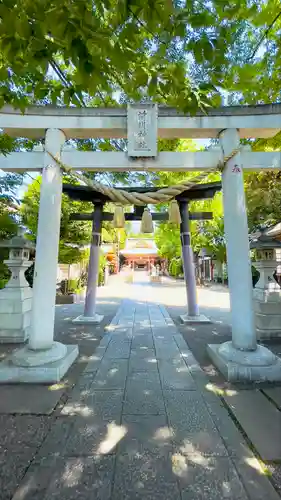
[120,248,159,256]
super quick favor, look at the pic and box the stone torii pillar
[179,201,210,323]
[73,203,104,324]
[0,128,79,383]
[208,128,281,382]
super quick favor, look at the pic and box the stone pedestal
[253,250,281,339]
[181,314,210,324]
[0,344,78,383]
[72,314,104,325]
[207,342,281,382]
[0,233,34,343]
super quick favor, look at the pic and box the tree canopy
[1,1,281,111]
[2,0,281,269]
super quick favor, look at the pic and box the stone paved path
[12,293,280,499]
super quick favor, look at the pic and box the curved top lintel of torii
[0,102,281,140]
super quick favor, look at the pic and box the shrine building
[120,238,161,270]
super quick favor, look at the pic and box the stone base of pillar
[207,341,281,382]
[11,341,67,367]
[0,343,78,383]
[180,314,211,324]
[72,314,104,325]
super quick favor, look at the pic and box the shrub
[68,279,79,292]
[169,257,183,277]
[0,278,8,289]
[252,265,260,288]
[98,254,107,286]
[25,262,34,288]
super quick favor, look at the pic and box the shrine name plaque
[127,103,158,157]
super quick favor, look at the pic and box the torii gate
[62,182,220,324]
[1,103,281,383]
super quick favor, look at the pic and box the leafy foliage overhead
[1,0,281,111]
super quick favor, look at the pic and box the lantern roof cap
[250,233,281,249]
[0,227,35,250]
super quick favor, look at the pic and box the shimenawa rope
[47,147,240,206]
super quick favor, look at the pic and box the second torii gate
[63,182,220,324]
[0,103,281,383]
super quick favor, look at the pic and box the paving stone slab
[61,389,124,420]
[112,451,181,500]
[0,385,65,415]
[154,339,181,360]
[129,355,158,373]
[263,387,281,410]
[12,455,58,500]
[203,398,254,459]
[130,347,156,359]
[173,334,191,351]
[234,458,281,500]
[72,371,96,392]
[43,455,115,500]
[153,327,178,339]
[158,358,196,391]
[110,328,133,340]
[165,318,175,326]
[175,455,248,500]
[84,350,106,373]
[126,370,161,391]
[163,391,228,457]
[63,418,125,456]
[132,327,152,335]
[90,359,128,390]
[118,321,134,328]
[98,334,112,348]
[131,335,154,349]
[134,322,151,330]
[223,390,281,461]
[123,387,166,415]
[158,304,171,319]
[0,446,40,500]
[151,324,169,330]
[36,418,73,459]
[0,415,51,448]
[119,415,173,455]
[102,340,131,359]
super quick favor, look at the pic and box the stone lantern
[0,228,34,343]
[251,234,281,339]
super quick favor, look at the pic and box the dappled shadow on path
[12,294,278,500]
[12,363,274,500]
